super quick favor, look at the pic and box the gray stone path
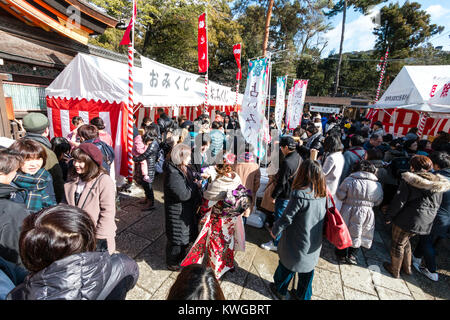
[117,176,450,300]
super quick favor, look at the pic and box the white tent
[366,65,450,138]
[45,52,243,179]
[46,53,243,107]
[370,65,450,115]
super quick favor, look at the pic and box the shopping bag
[324,190,352,250]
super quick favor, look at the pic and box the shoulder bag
[324,189,352,250]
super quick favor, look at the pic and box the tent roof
[371,65,450,113]
[46,53,243,107]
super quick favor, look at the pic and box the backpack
[389,156,410,179]
[93,140,115,172]
[155,148,165,174]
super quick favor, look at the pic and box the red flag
[120,0,137,46]
[233,43,242,81]
[198,13,208,73]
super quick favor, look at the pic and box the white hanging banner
[285,86,294,130]
[275,76,287,132]
[238,57,269,152]
[288,79,308,130]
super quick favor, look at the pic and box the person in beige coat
[232,151,261,219]
[64,143,117,254]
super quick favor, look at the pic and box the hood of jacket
[401,171,450,193]
[0,183,20,199]
[204,172,242,201]
[24,133,52,149]
[349,171,379,182]
[17,252,114,300]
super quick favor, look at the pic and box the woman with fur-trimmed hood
[382,155,450,279]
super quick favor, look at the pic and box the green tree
[373,1,444,87]
[326,0,388,96]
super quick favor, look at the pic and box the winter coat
[297,133,323,160]
[271,151,302,200]
[336,172,383,248]
[340,147,366,184]
[24,133,65,203]
[157,113,174,134]
[383,148,408,163]
[163,160,201,246]
[386,171,450,235]
[133,140,159,185]
[11,168,57,213]
[272,187,326,273]
[369,159,397,186]
[0,184,29,265]
[64,174,117,254]
[7,251,139,300]
[210,130,225,157]
[430,168,450,239]
[231,162,261,213]
[322,151,345,196]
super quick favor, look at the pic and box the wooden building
[0,0,123,131]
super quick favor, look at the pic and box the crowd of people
[0,106,449,300]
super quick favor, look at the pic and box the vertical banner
[288,79,308,130]
[274,76,287,131]
[198,13,208,73]
[233,43,242,106]
[233,43,242,81]
[285,86,294,130]
[238,57,269,154]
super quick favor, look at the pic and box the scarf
[24,133,52,149]
[203,172,242,202]
[13,168,56,212]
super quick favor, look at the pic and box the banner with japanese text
[238,57,269,154]
[233,44,242,81]
[275,76,287,132]
[287,79,308,130]
[198,13,208,73]
[285,86,294,130]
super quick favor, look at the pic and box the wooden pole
[262,0,274,57]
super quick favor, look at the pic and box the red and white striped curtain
[372,108,449,139]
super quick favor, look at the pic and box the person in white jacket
[321,135,345,209]
[336,160,383,265]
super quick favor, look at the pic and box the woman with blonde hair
[182,156,251,279]
[163,143,202,271]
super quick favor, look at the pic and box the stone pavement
[117,175,450,300]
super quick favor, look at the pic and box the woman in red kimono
[181,160,251,279]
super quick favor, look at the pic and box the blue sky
[320,0,450,57]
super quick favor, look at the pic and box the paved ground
[117,174,450,300]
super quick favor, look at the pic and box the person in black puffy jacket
[382,155,450,279]
[133,127,160,211]
[7,204,139,300]
[157,108,174,135]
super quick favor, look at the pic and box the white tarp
[46,53,243,107]
[370,65,450,114]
